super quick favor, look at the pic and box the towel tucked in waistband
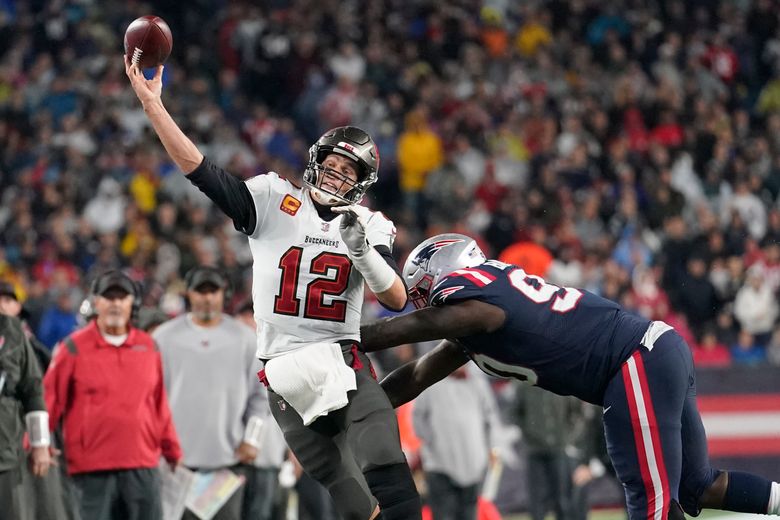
[263,342,357,426]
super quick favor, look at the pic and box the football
[124,15,172,69]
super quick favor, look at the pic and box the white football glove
[331,204,396,293]
[332,204,372,256]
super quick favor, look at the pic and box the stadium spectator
[733,264,779,345]
[692,328,733,368]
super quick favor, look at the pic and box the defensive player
[125,61,420,520]
[360,233,780,520]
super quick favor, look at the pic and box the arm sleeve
[17,330,46,414]
[154,353,182,463]
[43,341,76,430]
[185,156,257,235]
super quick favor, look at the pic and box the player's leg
[602,333,689,520]
[268,388,377,520]
[338,347,422,520]
[678,386,780,516]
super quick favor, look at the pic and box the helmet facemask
[306,159,364,206]
[408,274,434,309]
[303,126,379,206]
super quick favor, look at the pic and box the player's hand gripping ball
[124,15,172,69]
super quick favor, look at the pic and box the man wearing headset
[153,266,267,520]
[43,270,182,520]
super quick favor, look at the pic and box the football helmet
[403,233,486,309]
[303,126,380,206]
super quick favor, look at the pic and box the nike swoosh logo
[603,406,612,415]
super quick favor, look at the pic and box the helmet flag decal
[412,239,464,271]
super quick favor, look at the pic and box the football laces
[131,47,143,66]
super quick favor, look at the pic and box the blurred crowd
[3,0,780,372]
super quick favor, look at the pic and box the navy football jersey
[430,260,651,405]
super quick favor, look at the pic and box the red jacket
[44,321,181,474]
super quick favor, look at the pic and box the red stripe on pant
[632,351,670,520]
[622,351,670,520]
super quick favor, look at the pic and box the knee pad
[364,463,422,520]
[668,500,685,520]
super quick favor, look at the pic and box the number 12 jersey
[244,172,396,358]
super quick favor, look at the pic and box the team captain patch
[280,194,302,216]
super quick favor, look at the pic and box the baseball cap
[186,266,228,291]
[0,281,17,300]
[92,271,136,297]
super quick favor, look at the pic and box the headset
[88,270,143,320]
[183,265,234,303]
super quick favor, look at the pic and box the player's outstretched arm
[381,340,469,408]
[360,299,505,352]
[124,57,203,174]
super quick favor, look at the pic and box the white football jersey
[244,172,396,358]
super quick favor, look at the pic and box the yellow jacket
[396,129,444,193]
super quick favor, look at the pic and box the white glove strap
[242,415,266,449]
[26,411,50,447]
[350,247,397,294]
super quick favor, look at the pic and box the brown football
[124,15,172,69]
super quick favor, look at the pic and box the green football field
[504,509,768,520]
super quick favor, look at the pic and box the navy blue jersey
[430,260,650,405]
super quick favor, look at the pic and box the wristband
[26,411,50,447]
[350,247,396,294]
[243,416,265,449]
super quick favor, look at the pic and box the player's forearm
[373,277,407,311]
[360,313,439,352]
[380,340,468,407]
[142,99,203,174]
[380,361,423,408]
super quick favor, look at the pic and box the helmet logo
[337,141,357,153]
[412,239,464,271]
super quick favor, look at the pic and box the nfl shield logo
[277,399,287,411]
[321,222,330,232]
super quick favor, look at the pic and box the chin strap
[26,411,50,447]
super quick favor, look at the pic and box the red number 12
[274,247,352,322]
